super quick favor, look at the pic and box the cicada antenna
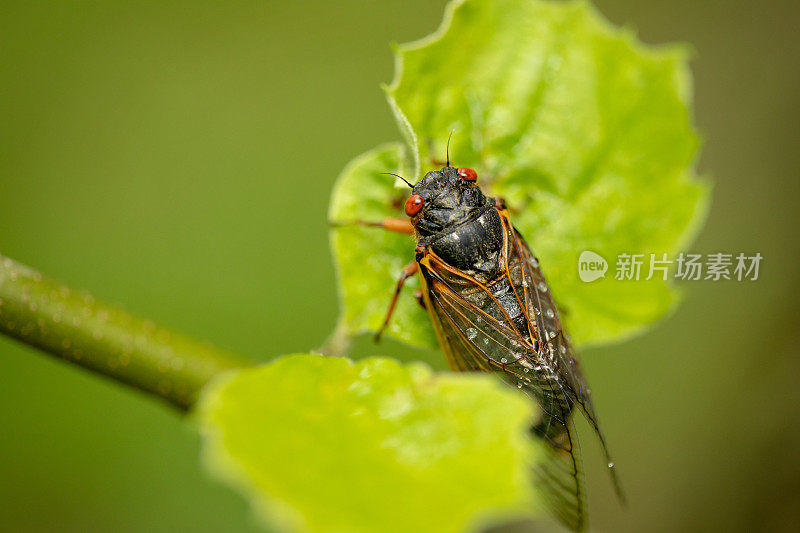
[380,172,414,188]
[446,129,455,167]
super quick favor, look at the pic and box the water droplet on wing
[538,282,548,292]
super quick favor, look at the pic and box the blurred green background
[1,1,798,532]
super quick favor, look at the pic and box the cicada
[349,161,623,531]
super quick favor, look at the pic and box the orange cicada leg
[330,217,414,235]
[374,261,419,342]
[331,217,421,340]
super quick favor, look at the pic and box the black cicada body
[374,164,623,531]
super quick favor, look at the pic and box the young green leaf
[197,354,540,533]
[330,0,709,348]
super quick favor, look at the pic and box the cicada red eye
[458,167,477,182]
[404,194,424,217]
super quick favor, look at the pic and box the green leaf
[330,0,709,348]
[197,353,540,533]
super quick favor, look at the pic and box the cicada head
[406,166,493,238]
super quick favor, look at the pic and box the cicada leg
[374,261,419,342]
[331,218,421,340]
[329,217,414,235]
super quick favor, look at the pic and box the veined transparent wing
[417,205,623,531]
[418,235,585,529]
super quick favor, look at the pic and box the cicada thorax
[423,206,504,277]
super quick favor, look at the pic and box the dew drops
[523,367,530,373]
[517,382,524,389]
[500,358,508,364]
[538,282,548,292]
[545,309,555,319]
[475,316,483,324]
[466,327,477,340]
[483,338,489,346]
[608,461,615,468]
[559,345,567,354]
[521,280,528,288]
[531,257,539,268]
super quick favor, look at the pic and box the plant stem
[0,254,253,410]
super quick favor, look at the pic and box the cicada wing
[502,213,625,504]
[427,290,497,373]
[502,357,587,531]
[536,417,587,531]
[423,268,530,365]
[419,256,589,531]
